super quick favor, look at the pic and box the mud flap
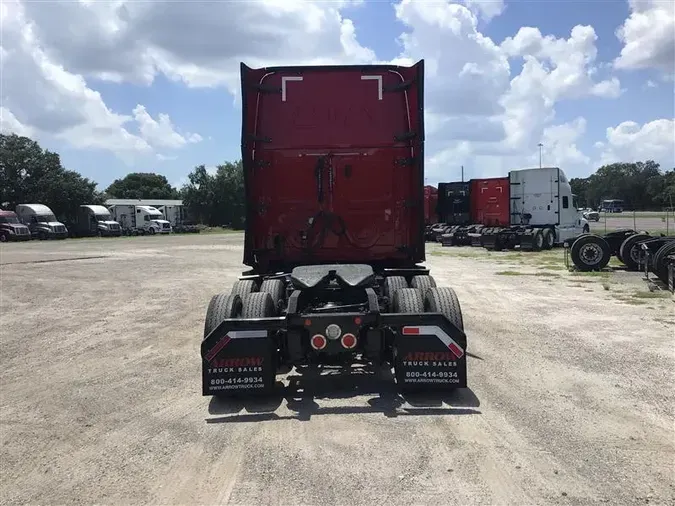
[481,227,500,251]
[519,228,536,251]
[385,314,467,391]
[201,317,284,396]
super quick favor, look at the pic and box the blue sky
[2,0,673,190]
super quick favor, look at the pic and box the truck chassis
[201,264,467,397]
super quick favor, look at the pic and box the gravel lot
[590,211,674,234]
[1,234,673,505]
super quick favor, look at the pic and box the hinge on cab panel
[394,131,416,142]
[384,80,414,93]
[395,157,415,167]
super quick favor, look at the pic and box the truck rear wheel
[259,279,285,314]
[384,276,408,310]
[542,228,555,250]
[231,279,258,298]
[424,287,464,331]
[242,292,276,318]
[531,229,544,252]
[652,241,675,283]
[204,293,242,338]
[410,275,437,297]
[570,234,611,271]
[619,233,650,271]
[393,288,424,313]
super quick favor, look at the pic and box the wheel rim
[580,243,602,265]
[536,234,543,248]
[629,245,641,264]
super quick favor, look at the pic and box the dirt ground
[1,234,673,505]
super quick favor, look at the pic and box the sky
[1,0,673,190]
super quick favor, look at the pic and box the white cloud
[597,119,675,168]
[614,0,675,75]
[461,0,505,22]
[0,107,34,137]
[1,0,639,181]
[645,79,657,88]
[132,105,200,150]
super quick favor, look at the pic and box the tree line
[570,161,674,211]
[1,133,672,228]
[0,133,245,228]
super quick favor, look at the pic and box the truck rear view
[200,61,468,397]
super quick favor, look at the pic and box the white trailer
[108,204,172,235]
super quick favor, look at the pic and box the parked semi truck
[15,204,68,239]
[436,167,589,251]
[67,205,122,237]
[0,209,32,242]
[108,204,172,235]
[201,60,467,397]
[423,185,439,225]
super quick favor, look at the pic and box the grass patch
[495,270,525,276]
[536,272,560,277]
[200,227,242,234]
[571,270,612,277]
[537,265,566,271]
[631,290,671,299]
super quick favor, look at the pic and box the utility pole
[461,165,464,182]
[538,143,543,169]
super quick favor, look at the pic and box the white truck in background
[108,204,172,235]
[479,167,590,251]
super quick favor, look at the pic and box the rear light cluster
[308,321,359,351]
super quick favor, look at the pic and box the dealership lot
[1,234,673,505]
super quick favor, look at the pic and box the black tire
[542,228,555,250]
[652,241,675,283]
[618,233,650,271]
[149,227,156,235]
[0,232,7,243]
[570,234,611,271]
[384,276,408,309]
[204,293,242,338]
[231,279,258,298]
[531,229,544,252]
[393,288,424,313]
[242,292,276,318]
[259,279,285,314]
[424,287,464,331]
[410,275,437,297]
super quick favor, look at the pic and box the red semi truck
[424,185,439,225]
[201,60,467,396]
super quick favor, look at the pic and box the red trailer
[423,185,439,224]
[470,177,510,226]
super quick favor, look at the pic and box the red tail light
[311,334,327,350]
[341,333,357,349]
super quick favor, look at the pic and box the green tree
[181,160,245,228]
[0,133,103,219]
[105,172,179,199]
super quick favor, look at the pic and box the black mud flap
[201,317,285,396]
[519,228,536,251]
[383,313,467,391]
